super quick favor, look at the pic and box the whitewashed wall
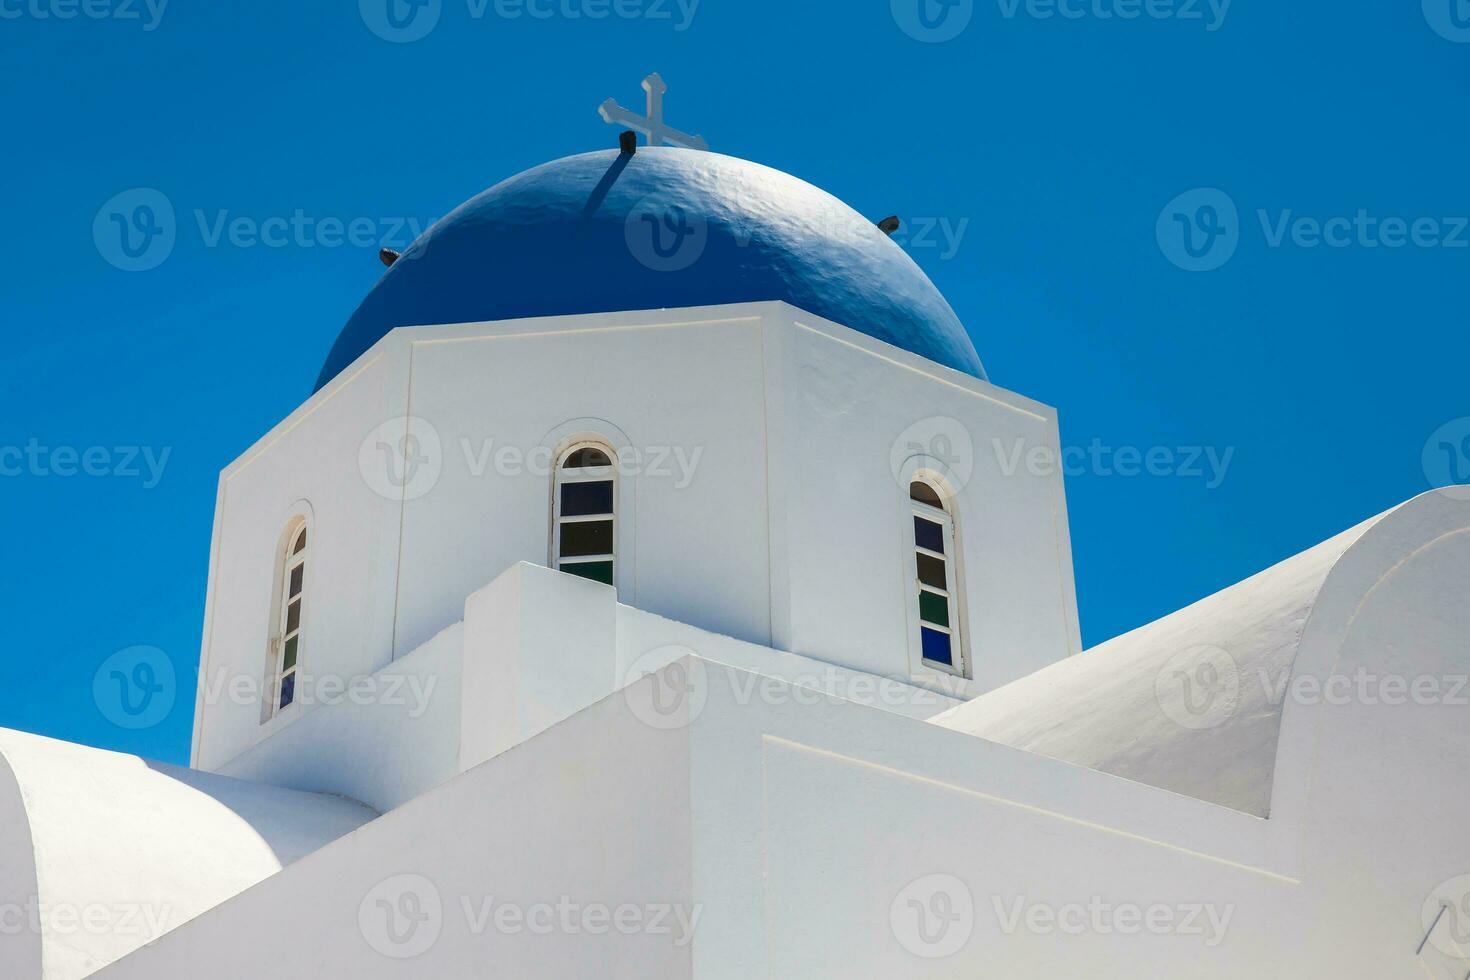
[773,311,1080,695]
[99,676,696,980]
[216,623,463,813]
[191,349,410,770]
[92,484,1470,980]
[192,302,1079,773]
[211,559,962,811]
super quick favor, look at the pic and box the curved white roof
[0,729,376,980]
[930,514,1386,817]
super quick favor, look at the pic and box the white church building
[4,128,1469,978]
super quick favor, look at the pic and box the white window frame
[905,479,969,679]
[266,520,308,721]
[551,440,618,588]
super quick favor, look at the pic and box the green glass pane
[919,590,950,628]
[564,561,614,586]
[282,636,298,671]
[916,553,948,590]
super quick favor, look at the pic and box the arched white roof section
[929,508,1391,816]
[0,729,376,980]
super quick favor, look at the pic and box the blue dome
[317,148,985,390]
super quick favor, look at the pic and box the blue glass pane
[914,517,944,554]
[561,480,613,517]
[920,627,953,666]
[279,673,296,709]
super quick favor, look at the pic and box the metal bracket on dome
[379,248,401,267]
[877,216,901,236]
[619,131,637,155]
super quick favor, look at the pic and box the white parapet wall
[217,622,465,813]
[162,493,1470,978]
[459,561,967,773]
[460,562,963,772]
[96,671,700,980]
[212,560,962,808]
[93,564,1470,980]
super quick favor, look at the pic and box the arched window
[270,522,308,715]
[553,442,616,587]
[909,479,966,676]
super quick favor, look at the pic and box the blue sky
[2,0,1467,764]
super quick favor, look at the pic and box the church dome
[316,148,986,390]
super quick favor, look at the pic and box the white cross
[598,73,709,151]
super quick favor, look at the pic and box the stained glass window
[272,523,307,714]
[910,480,965,676]
[555,443,616,589]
